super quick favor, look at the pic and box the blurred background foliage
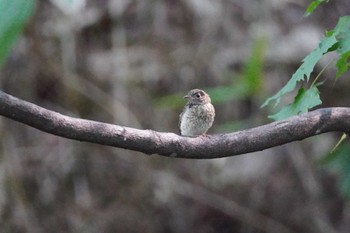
[1,0,350,232]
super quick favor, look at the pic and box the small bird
[179,89,215,137]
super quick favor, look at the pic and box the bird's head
[184,89,211,105]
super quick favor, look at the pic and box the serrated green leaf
[268,85,322,120]
[262,15,350,120]
[261,34,336,108]
[0,0,36,66]
[333,16,350,38]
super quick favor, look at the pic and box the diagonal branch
[0,90,349,159]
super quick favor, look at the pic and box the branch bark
[0,90,349,159]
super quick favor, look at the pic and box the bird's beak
[183,95,190,99]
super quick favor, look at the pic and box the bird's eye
[196,93,201,98]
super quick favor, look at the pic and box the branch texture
[0,91,350,159]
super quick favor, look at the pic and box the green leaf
[330,133,347,154]
[155,37,266,108]
[209,37,266,104]
[240,37,266,95]
[262,16,350,119]
[261,34,337,108]
[335,25,350,77]
[304,0,329,17]
[0,0,36,66]
[336,50,350,77]
[332,16,350,38]
[269,85,322,120]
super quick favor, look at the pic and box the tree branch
[0,90,349,159]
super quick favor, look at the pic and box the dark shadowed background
[1,0,350,232]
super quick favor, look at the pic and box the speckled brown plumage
[179,89,215,137]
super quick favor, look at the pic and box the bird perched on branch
[179,89,215,137]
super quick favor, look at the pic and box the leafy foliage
[156,38,266,108]
[264,9,350,200]
[268,85,322,120]
[262,16,350,120]
[261,35,336,108]
[322,143,350,198]
[265,9,350,200]
[304,0,329,16]
[0,0,35,66]
[208,38,266,105]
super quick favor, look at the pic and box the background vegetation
[1,0,350,232]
